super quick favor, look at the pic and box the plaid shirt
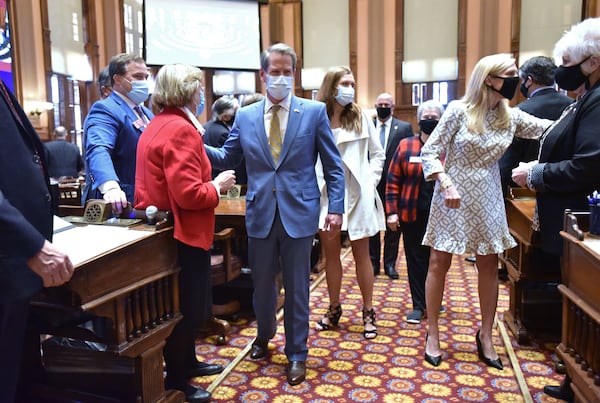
[385,135,426,223]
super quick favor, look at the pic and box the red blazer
[135,106,219,250]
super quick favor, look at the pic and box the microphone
[145,205,158,225]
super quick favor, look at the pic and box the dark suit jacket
[0,81,53,302]
[499,88,573,192]
[374,117,414,207]
[534,83,600,254]
[203,119,230,148]
[202,119,248,183]
[44,139,84,178]
[82,92,154,203]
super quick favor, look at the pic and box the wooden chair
[205,227,243,345]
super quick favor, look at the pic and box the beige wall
[9,0,600,121]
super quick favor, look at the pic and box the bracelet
[439,176,454,191]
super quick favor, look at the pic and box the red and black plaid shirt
[385,135,425,223]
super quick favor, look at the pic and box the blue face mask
[125,78,149,105]
[335,86,355,106]
[196,91,205,116]
[266,74,293,100]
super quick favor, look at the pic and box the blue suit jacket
[207,96,345,239]
[0,81,52,302]
[82,92,154,203]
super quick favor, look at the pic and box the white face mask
[335,86,355,106]
[266,74,293,100]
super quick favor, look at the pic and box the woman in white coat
[315,66,385,339]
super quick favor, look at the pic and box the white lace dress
[420,100,550,255]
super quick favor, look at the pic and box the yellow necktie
[269,105,282,163]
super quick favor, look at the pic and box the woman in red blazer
[135,64,235,403]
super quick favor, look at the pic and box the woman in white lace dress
[420,54,551,369]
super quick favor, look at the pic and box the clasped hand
[27,240,74,287]
[511,161,536,188]
[213,170,236,194]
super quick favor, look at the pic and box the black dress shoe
[250,339,269,360]
[543,384,574,402]
[385,267,399,279]
[287,361,306,385]
[188,361,224,378]
[476,330,503,370]
[183,385,211,403]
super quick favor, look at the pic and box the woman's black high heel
[315,304,342,331]
[476,330,503,370]
[362,308,377,339]
[424,333,442,367]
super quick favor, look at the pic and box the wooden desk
[501,192,562,343]
[24,223,184,402]
[215,197,247,266]
[214,197,289,312]
[558,211,600,403]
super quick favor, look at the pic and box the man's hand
[322,213,343,233]
[26,240,74,287]
[103,187,128,214]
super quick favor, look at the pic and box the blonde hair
[316,66,362,133]
[462,53,515,134]
[152,64,203,110]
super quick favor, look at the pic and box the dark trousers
[0,299,29,403]
[164,241,211,390]
[369,228,401,271]
[401,211,430,312]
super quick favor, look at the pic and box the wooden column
[267,0,303,93]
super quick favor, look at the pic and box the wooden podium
[558,210,600,403]
[500,189,562,344]
[23,222,185,402]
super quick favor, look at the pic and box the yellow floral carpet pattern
[192,252,566,402]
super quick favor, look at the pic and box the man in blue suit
[206,43,345,386]
[83,53,154,212]
[0,79,74,402]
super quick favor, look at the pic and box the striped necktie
[133,105,145,122]
[269,105,282,163]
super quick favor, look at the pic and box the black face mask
[419,118,438,135]
[490,76,519,99]
[555,58,590,91]
[519,78,530,98]
[376,107,392,120]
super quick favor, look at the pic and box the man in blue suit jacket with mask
[206,43,345,386]
[83,53,154,212]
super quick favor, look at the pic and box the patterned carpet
[191,248,567,402]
